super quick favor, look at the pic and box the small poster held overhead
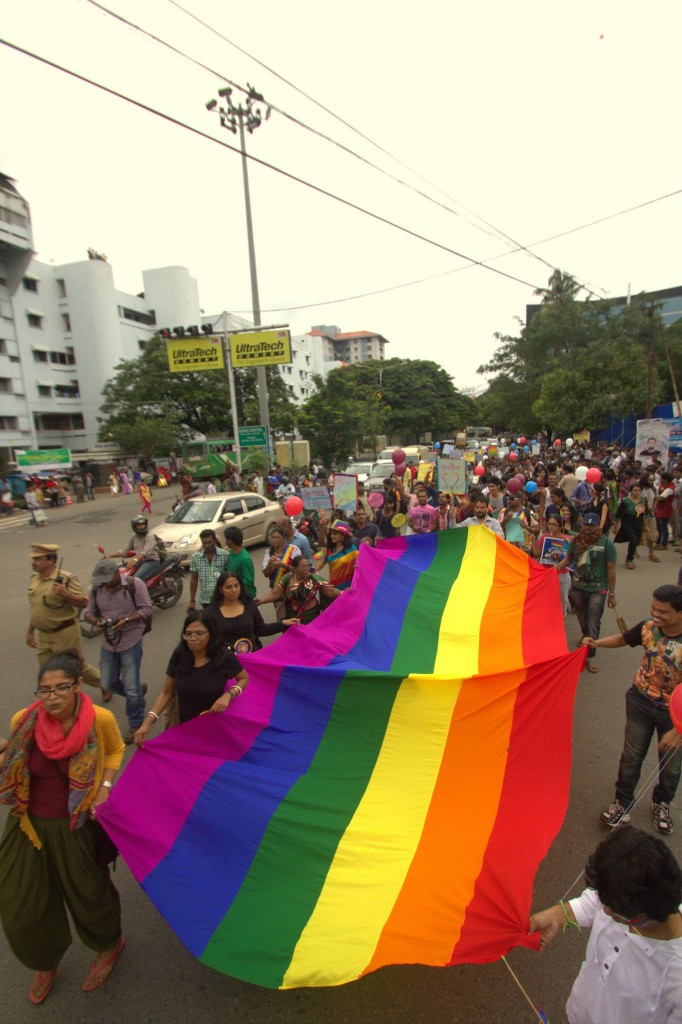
[332,473,358,513]
[437,459,468,494]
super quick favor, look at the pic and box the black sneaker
[601,801,631,828]
[653,802,673,835]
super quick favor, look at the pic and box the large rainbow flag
[100,527,583,988]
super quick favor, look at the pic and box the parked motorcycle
[79,547,184,638]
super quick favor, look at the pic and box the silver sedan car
[154,491,282,566]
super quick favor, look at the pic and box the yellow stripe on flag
[282,674,461,988]
[434,526,497,677]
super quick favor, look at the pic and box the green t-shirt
[569,535,617,592]
[227,547,256,599]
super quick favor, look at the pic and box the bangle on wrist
[228,684,243,698]
[146,711,159,722]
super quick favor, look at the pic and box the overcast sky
[1,0,680,392]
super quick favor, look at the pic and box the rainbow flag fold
[100,528,583,988]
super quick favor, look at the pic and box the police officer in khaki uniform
[26,543,105,695]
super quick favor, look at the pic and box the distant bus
[465,425,493,440]
[181,439,237,480]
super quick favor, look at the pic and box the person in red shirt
[654,472,675,550]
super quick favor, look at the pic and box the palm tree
[534,270,581,305]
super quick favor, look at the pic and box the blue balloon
[510,442,516,450]
[525,480,538,493]
[523,445,530,452]
[434,442,441,449]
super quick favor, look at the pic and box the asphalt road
[1,491,681,1024]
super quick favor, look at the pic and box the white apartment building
[0,174,387,466]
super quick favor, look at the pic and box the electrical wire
[83,0,561,275]
[164,0,608,296]
[0,35,546,293]
[231,189,682,314]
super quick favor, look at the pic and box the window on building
[27,313,43,328]
[33,349,48,363]
[56,278,67,298]
[138,339,147,351]
[54,382,80,398]
[0,416,19,430]
[117,305,156,326]
[65,347,75,365]
[22,277,38,292]
[71,414,84,429]
[49,351,75,366]
[61,313,71,332]
[9,355,19,363]
[37,384,52,397]
[0,338,6,354]
[0,377,12,393]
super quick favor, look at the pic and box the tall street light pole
[206,84,271,444]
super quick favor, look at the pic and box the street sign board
[16,448,72,471]
[238,425,267,447]
[229,329,292,368]
[166,336,224,373]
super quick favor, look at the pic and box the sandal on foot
[29,969,57,1005]
[82,937,126,992]
[626,561,635,569]
[649,554,661,562]
[101,688,112,703]
[585,661,599,674]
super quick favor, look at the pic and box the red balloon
[671,685,682,735]
[554,439,562,447]
[474,464,485,476]
[391,448,406,465]
[284,495,304,516]
[395,462,408,476]
[586,467,602,483]
[519,437,526,444]
[509,451,518,461]
[507,477,521,493]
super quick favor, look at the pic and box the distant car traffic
[365,460,397,493]
[154,492,281,566]
[343,461,373,484]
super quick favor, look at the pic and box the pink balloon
[284,495,304,516]
[391,448,406,465]
[509,451,518,461]
[519,437,526,444]
[507,477,521,493]
[515,473,526,484]
[368,491,384,508]
[395,462,408,476]
[586,467,602,483]
[474,464,485,476]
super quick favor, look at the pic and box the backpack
[153,533,168,562]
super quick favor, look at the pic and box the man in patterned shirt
[582,584,682,835]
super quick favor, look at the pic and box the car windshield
[346,463,372,474]
[166,500,221,524]
[370,463,395,478]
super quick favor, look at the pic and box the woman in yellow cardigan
[0,651,125,1005]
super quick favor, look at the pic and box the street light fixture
[206,83,272,445]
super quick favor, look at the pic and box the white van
[377,445,429,465]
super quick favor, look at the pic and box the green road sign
[16,448,72,470]
[238,426,267,447]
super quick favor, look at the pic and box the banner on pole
[166,337,224,373]
[229,330,292,368]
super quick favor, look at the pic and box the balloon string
[501,955,548,1022]
[560,742,681,902]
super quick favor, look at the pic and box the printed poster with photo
[539,536,570,566]
[635,418,670,465]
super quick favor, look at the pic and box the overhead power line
[163,0,609,297]
[235,188,682,313]
[0,35,546,294]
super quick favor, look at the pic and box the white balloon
[565,438,574,448]
[575,465,588,481]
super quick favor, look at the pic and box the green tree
[100,415,182,462]
[296,359,473,462]
[98,334,297,440]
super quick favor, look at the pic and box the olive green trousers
[0,814,121,971]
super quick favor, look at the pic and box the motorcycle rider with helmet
[108,517,161,581]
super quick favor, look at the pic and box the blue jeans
[615,685,682,808]
[100,641,144,730]
[655,516,670,547]
[568,587,606,659]
[134,559,160,581]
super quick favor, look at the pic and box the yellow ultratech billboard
[229,329,292,368]
[166,337,224,373]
